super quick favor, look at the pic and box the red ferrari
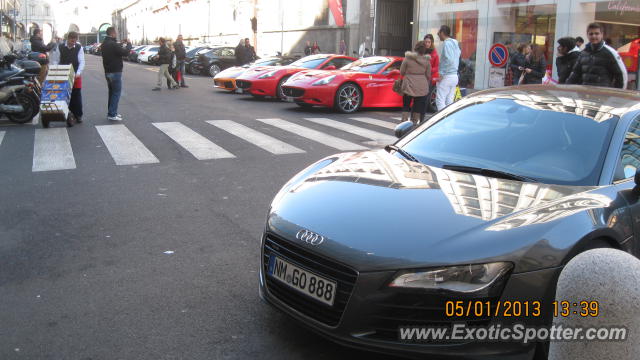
[235,54,357,100]
[281,56,404,113]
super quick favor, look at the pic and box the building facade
[0,0,23,39]
[17,0,54,41]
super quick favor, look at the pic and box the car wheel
[427,86,438,113]
[209,64,221,77]
[276,76,290,101]
[334,83,362,113]
[188,63,198,75]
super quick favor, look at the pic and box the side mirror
[394,120,414,138]
[388,69,400,76]
[323,65,337,70]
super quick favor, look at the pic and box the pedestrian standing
[312,41,321,55]
[243,38,256,65]
[567,23,627,89]
[51,31,85,123]
[339,40,346,55]
[304,41,312,56]
[174,35,188,87]
[400,41,431,125]
[556,37,580,84]
[153,38,179,91]
[101,26,130,121]
[30,29,56,83]
[235,39,246,66]
[521,44,546,84]
[423,34,440,84]
[435,25,460,111]
[509,44,527,85]
[575,36,584,50]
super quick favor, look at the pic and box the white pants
[158,64,177,88]
[436,74,458,111]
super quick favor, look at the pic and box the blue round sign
[489,44,509,67]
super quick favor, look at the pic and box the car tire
[427,86,438,113]
[334,83,362,113]
[209,64,221,77]
[188,63,198,75]
[276,76,290,101]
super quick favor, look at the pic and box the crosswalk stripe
[32,128,76,172]
[0,131,5,146]
[349,117,397,129]
[391,117,402,121]
[256,118,367,151]
[96,124,159,165]
[303,118,396,144]
[153,122,235,160]
[207,120,305,155]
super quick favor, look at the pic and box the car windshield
[341,57,390,73]
[398,98,618,186]
[290,55,330,69]
[149,47,159,52]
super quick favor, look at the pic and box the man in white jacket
[436,25,461,111]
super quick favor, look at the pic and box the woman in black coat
[555,37,580,84]
[509,44,527,85]
[522,44,546,84]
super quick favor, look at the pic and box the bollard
[548,248,640,360]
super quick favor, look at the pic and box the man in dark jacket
[30,29,55,83]
[101,27,130,121]
[555,37,580,84]
[152,38,178,91]
[566,23,628,89]
[235,39,245,66]
[242,38,256,65]
[174,34,188,87]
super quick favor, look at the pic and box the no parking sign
[489,43,509,68]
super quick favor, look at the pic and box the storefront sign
[488,43,509,67]
[596,1,640,26]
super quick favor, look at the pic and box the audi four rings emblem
[296,229,325,245]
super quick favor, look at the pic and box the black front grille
[263,233,357,327]
[365,293,496,342]
[224,81,233,88]
[236,80,251,89]
[282,87,305,97]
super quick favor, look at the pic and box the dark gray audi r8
[259,85,640,359]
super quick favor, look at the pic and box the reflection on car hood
[268,150,611,271]
[214,66,247,79]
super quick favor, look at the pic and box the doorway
[376,0,414,56]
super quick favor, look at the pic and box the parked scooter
[0,54,39,123]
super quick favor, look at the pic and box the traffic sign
[489,43,509,67]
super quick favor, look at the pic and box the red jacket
[428,48,440,82]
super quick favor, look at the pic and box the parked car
[235,54,356,100]
[185,46,213,74]
[127,45,146,62]
[618,38,640,89]
[189,47,236,76]
[137,45,160,64]
[259,85,640,360]
[213,56,298,92]
[282,56,403,113]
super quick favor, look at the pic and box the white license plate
[284,96,294,102]
[268,255,337,306]
[235,88,244,94]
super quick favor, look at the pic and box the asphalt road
[0,56,411,360]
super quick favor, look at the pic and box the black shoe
[180,84,189,88]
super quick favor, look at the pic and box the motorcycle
[0,54,39,124]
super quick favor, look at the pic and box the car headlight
[258,70,279,79]
[388,262,513,296]
[312,75,336,86]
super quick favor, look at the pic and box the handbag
[393,78,403,95]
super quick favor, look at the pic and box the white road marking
[0,131,4,146]
[32,128,76,172]
[391,117,402,121]
[349,117,397,129]
[303,117,396,144]
[256,118,367,151]
[207,120,305,155]
[153,122,235,160]
[96,124,159,165]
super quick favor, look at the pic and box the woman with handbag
[399,41,431,124]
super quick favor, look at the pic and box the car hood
[285,70,337,86]
[214,66,247,79]
[267,150,614,272]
